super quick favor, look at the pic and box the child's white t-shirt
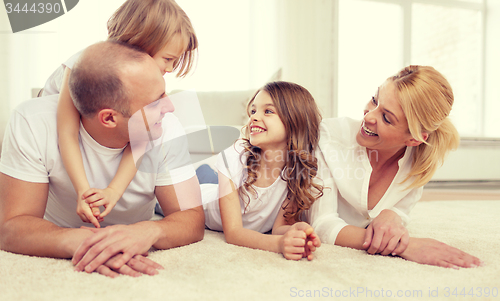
[41,50,83,96]
[202,142,288,233]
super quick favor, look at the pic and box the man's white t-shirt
[202,142,287,233]
[306,117,423,244]
[0,95,195,228]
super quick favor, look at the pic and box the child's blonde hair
[107,0,198,77]
[240,81,324,223]
[391,65,460,188]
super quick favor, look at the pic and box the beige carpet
[1,200,499,301]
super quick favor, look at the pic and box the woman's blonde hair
[239,81,323,223]
[107,0,198,77]
[391,65,460,188]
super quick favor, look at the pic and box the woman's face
[356,80,417,153]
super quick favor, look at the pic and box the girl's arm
[219,173,312,260]
[83,145,137,218]
[57,68,100,227]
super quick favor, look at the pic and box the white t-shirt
[202,142,287,233]
[306,117,423,244]
[41,50,83,96]
[0,95,195,228]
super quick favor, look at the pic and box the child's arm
[83,145,138,218]
[57,67,100,228]
[219,173,310,260]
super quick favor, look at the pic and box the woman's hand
[363,209,409,256]
[399,237,482,269]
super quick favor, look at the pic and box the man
[0,41,204,277]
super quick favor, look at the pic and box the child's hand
[279,222,320,261]
[82,187,121,219]
[303,226,321,260]
[76,196,101,228]
[363,209,409,256]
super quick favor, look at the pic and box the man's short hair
[69,41,147,118]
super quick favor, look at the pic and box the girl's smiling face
[356,80,421,154]
[247,91,287,151]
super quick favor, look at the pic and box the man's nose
[160,96,175,113]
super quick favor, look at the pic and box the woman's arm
[56,68,99,227]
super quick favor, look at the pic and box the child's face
[247,91,287,151]
[152,33,188,76]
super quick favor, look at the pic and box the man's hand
[363,209,409,256]
[72,223,158,273]
[95,254,163,278]
[399,237,482,269]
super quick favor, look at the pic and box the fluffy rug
[1,200,499,301]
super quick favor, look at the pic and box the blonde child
[202,81,324,260]
[41,0,198,227]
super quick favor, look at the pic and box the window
[337,0,495,138]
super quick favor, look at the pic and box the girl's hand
[400,237,482,269]
[76,196,101,228]
[363,209,409,256]
[279,222,320,260]
[303,226,321,260]
[82,187,122,219]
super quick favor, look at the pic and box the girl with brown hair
[202,81,324,260]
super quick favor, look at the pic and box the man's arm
[0,173,91,258]
[73,175,205,272]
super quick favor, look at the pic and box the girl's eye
[265,109,274,114]
[250,109,256,115]
[371,96,377,105]
[164,58,173,62]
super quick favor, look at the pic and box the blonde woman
[309,66,482,268]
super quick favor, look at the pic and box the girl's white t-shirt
[41,50,83,96]
[202,142,288,233]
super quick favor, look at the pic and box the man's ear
[97,109,119,128]
[405,132,429,147]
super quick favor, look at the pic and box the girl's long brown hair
[239,81,323,223]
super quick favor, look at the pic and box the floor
[421,181,500,201]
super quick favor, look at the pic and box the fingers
[363,224,373,250]
[367,226,385,254]
[134,254,164,270]
[83,208,101,228]
[380,235,400,256]
[95,265,120,278]
[77,238,134,273]
[99,205,113,218]
[82,188,100,199]
[392,232,410,256]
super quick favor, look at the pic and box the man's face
[121,58,174,144]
